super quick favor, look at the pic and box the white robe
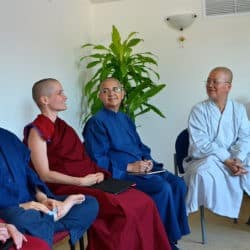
[183,99,250,218]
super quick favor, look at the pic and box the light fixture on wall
[165,13,197,48]
[165,13,197,31]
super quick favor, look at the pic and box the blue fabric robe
[83,108,190,242]
[0,127,98,247]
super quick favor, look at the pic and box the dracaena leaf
[127,38,143,47]
[86,61,100,69]
[81,43,94,49]
[80,25,166,124]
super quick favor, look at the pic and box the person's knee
[82,196,99,221]
[69,195,98,231]
[86,196,99,216]
[146,178,166,193]
[205,155,218,163]
[171,176,187,194]
[178,177,187,193]
[196,155,219,173]
[133,176,165,193]
[162,181,172,194]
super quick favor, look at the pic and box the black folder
[91,178,136,194]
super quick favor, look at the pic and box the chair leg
[69,240,75,250]
[68,235,84,250]
[200,205,207,244]
[79,236,84,250]
[246,216,250,225]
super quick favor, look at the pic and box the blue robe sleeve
[83,118,128,177]
[84,114,163,176]
[10,130,54,199]
[127,118,163,169]
[20,138,55,199]
[0,127,54,206]
[26,165,55,199]
[127,118,152,159]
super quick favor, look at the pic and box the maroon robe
[0,219,50,250]
[24,115,170,250]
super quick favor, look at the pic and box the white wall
[0,0,92,137]
[1,0,250,172]
[90,0,250,171]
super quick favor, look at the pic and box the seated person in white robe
[183,66,250,218]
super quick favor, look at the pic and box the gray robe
[183,99,250,218]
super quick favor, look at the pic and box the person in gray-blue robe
[183,66,250,218]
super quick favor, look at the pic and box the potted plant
[80,25,166,122]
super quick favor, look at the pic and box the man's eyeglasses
[205,79,231,86]
[100,86,123,94]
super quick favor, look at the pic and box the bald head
[32,78,58,107]
[209,67,233,84]
[99,77,123,90]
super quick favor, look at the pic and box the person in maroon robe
[24,78,171,250]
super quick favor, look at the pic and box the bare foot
[55,194,85,221]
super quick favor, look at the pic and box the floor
[178,195,250,250]
[53,195,250,250]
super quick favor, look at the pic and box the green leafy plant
[80,25,166,122]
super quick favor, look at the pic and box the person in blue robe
[0,127,98,248]
[83,77,190,249]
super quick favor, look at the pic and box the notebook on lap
[91,178,136,194]
[127,169,167,176]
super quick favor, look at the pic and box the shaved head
[209,67,233,83]
[99,77,123,89]
[32,78,58,107]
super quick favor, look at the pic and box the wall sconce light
[165,13,197,48]
[165,13,197,31]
